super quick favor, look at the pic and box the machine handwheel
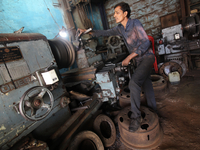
[19,86,54,121]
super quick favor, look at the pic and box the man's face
[114,6,127,23]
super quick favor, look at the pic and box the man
[78,2,157,132]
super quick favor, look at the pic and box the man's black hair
[114,2,131,18]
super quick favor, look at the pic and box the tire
[93,114,116,147]
[68,131,104,150]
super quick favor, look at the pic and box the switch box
[41,69,59,85]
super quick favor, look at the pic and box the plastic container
[168,71,180,85]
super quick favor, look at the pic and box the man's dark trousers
[129,54,157,119]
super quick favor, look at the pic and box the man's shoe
[129,117,141,132]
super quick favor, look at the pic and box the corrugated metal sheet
[104,0,181,38]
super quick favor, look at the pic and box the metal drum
[118,106,163,150]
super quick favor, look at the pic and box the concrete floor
[108,70,200,150]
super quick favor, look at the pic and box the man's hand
[122,52,138,66]
[122,57,130,66]
[77,28,86,37]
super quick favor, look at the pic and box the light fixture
[59,26,68,38]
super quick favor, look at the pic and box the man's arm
[122,52,138,66]
[122,20,149,66]
[77,26,120,37]
[133,19,150,57]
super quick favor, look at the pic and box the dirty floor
[108,70,200,150]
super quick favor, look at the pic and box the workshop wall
[0,0,66,39]
[104,0,181,38]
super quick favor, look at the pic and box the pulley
[183,13,200,37]
[48,38,75,69]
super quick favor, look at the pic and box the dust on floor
[108,72,200,150]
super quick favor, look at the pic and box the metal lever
[71,105,90,111]
[83,28,92,34]
[79,98,92,106]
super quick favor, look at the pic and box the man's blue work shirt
[91,18,154,64]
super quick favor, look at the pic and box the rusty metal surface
[0,33,47,43]
[151,74,168,97]
[50,94,99,140]
[68,130,104,150]
[9,136,49,150]
[119,86,131,108]
[59,96,70,108]
[104,0,181,38]
[159,61,183,80]
[50,108,86,140]
[96,71,111,83]
[160,12,179,29]
[93,114,116,147]
[76,49,90,69]
[70,90,90,100]
[58,96,103,150]
[118,106,163,149]
[151,74,166,87]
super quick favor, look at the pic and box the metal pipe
[71,105,90,111]
[35,71,44,86]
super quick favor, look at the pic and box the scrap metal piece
[151,74,168,97]
[118,106,163,150]
[60,96,70,108]
[69,91,90,101]
[93,114,116,147]
[14,27,24,34]
[171,60,187,77]
[58,98,102,150]
[159,61,183,80]
[71,105,90,111]
[68,131,104,150]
